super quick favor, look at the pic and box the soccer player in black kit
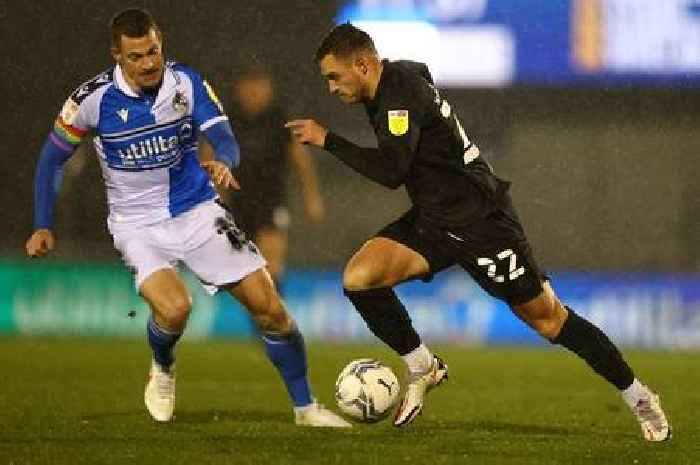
[286,23,671,440]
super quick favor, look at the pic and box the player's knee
[527,306,566,339]
[530,317,564,340]
[256,303,292,333]
[251,288,292,332]
[158,297,192,330]
[343,262,381,290]
[514,286,567,340]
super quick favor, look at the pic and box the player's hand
[285,119,328,147]
[201,161,240,190]
[26,229,55,258]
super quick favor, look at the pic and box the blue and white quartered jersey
[54,61,227,228]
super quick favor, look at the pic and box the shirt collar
[114,63,176,103]
[114,64,139,98]
[365,59,390,114]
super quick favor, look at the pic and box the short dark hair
[110,8,159,49]
[315,23,377,62]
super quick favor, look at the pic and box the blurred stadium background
[1,0,698,345]
[0,1,699,463]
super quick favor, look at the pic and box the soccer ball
[335,358,400,422]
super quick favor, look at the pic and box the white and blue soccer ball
[335,358,400,423]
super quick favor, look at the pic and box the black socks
[552,307,634,390]
[344,287,421,356]
[345,288,634,391]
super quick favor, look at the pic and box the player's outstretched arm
[26,133,76,258]
[285,119,415,189]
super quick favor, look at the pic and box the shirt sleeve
[34,72,112,230]
[51,94,91,149]
[33,135,74,229]
[189,71,228,132]
[186,69,240,167]
[33,87,100,229]
[201,122,240,168]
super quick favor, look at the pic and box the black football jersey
[324,59,510,228]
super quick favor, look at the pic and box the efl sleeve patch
[387,110,409,136]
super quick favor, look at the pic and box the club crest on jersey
[117,108,129,123]
[387,110,409,136]
[172,91,188,114]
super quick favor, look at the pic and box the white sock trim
[621,378,646,408]
[402,344,433,374]
[293,402,316,413]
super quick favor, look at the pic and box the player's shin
[261,325,313,407]
[343,287,423,356]
[551,306,634,390]
[147,315,182,371]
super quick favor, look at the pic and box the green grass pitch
[0,339,697,465]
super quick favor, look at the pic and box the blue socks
[261,327,313,407]
[147,315,182,371]
[147,314,312,407]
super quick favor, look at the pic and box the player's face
[113,28,164,91]
[319,54,367,104]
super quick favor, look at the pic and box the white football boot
[628,385,671,442]
[144,360,175,422]
[294,401,352,427]
[394,355,448,427]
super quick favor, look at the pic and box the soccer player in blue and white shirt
[25,8,350,428]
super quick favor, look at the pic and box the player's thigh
[112,224,180,293]
[343,237,431,289]
[343,210,454,290]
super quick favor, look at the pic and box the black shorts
[376,194,545,306]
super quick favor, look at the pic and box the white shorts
[110,200,266,294]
